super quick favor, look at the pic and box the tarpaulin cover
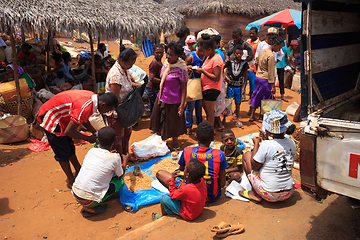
[119,154,172,212]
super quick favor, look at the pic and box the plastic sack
[286,102,299,116]
[131,134,170,159]
[224,98,232,116]
[116,88,144,129]
[89,113,106,131]
[27,138,51,152]
[119,184,168,212]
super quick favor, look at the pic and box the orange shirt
[247,38,260,72]
[201,53,224,91]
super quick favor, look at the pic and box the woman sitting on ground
[239,110,296,202]
[1,63,36,95]
[150,41,188,151]
[58,52,75,85]
[18,43,38,67]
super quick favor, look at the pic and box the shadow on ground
[306,195,360,240]
[0,141,32,166]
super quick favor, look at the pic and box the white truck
[297,0,360,200]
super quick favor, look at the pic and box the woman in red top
[194,34,224,126]
[18,43,38,67]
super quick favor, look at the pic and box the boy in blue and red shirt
[156,121,227,203]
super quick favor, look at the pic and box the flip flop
[235,121,243,128]
[151,212,162,221]
[211,222,232,233]
[281,97,289,102]
[239,190,261,204]
[215,224,245,238]
[81,204,108,218]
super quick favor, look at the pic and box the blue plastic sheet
[119,154,171,212]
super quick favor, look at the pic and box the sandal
[281,97,289,102]
[151,212,162,221]
[173,147,181,152]
[239,190,261,203]
[81,204,108,218]
[186,128,192,135]
[211,222,232,233]
[235,121,243,128]
[216,224,245,238]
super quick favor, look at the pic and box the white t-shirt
[253,138,296,192]
[72,148,124,202]
[96,50,109,59]
[71,83,83,90]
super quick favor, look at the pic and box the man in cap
[226,28,254,62]
[184,35,197,56]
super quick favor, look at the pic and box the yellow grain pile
[123,170,154,191]
[148,156,179,176]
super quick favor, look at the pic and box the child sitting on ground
[156,121,227,203]
[152,159,207,221]
[223,45,249,128]
[220,130,243,182]
[53,71,66,88]
[71,127,129,218]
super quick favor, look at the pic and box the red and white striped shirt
[38,90,98,136]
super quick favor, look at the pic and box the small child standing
[152,159,207,221]
[220,130,243,182]
[224,45,249,128]
[71,127,128,218]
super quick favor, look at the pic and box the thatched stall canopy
[163,0,300,43]
[0,0,184,113]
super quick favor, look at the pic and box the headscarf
[6,64,26,75]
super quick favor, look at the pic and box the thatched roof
[0,0,185,37]
[163,0,301,17]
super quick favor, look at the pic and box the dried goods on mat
[148,156,179,176]
[123,170,153,191]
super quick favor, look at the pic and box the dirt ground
[1,38,359,240]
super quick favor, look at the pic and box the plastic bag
[131,134,170,159]
[286,102,299,116]
[27,138,51,152]
[116,88,144,129]
[119,184,168,212]
[224,98,232,116]
[89,113,106,131]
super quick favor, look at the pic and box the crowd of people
[1,25,300,221]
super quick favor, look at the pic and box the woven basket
[0,94,34,119]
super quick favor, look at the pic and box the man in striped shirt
[38,90,118,188]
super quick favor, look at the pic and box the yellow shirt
[255,48,276,84]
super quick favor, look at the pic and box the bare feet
[239,190,262,202]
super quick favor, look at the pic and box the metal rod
[307,2,313,114]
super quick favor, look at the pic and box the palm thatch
[0,0,185,38]
[163,0,301,17]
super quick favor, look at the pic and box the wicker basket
[0,94,34,119]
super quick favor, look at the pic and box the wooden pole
[46,31,51,72]
[8,25,22,116]
[49,29,54,52]
[97,35,100,48]
[88,29,96,93]
[21,27,25,44]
